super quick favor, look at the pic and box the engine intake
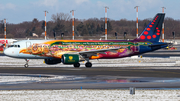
[61,54,79,64]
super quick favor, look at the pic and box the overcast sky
[0,0,179,24]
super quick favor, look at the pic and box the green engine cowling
[61,54,79,64]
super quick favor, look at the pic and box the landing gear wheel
[73,63,80,68]
[24,59,29,68]
[85,62,92,68]
[24,64,29,68]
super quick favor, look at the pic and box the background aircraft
[0,39,17,52]
[4,13,168,68]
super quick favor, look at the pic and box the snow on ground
[1,89,180,101]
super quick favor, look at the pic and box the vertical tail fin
[134,13,165,42]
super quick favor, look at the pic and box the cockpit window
[9,45,20,48]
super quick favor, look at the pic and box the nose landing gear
[24,59,29,68]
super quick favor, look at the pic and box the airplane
[4,13,169,68]
[0,39,17,52]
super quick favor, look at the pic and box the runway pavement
[1,67,180,78]
[1,67,180,90]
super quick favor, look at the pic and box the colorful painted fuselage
[16,39,164,60]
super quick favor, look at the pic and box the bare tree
[51,12,71,36]
[51,13,71,22]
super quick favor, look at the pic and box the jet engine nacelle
[44,59,61,65]
[61,54,79,64]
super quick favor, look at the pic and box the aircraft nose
[4,48,11,56]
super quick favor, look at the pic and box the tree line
[0,12,179,40]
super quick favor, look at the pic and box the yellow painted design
[69,56,73,60]
[118,49,125,53]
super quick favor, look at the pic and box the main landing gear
[73,62,80,68]
[85,62,92,68]
[73,57,92,68]
[84,58,92,68]
[73,62,92,68]
[24,59,29,68]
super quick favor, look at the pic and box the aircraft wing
[78,48,122,58]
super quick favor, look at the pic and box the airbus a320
[4,13,168,68]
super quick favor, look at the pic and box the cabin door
[26,42,31,52]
